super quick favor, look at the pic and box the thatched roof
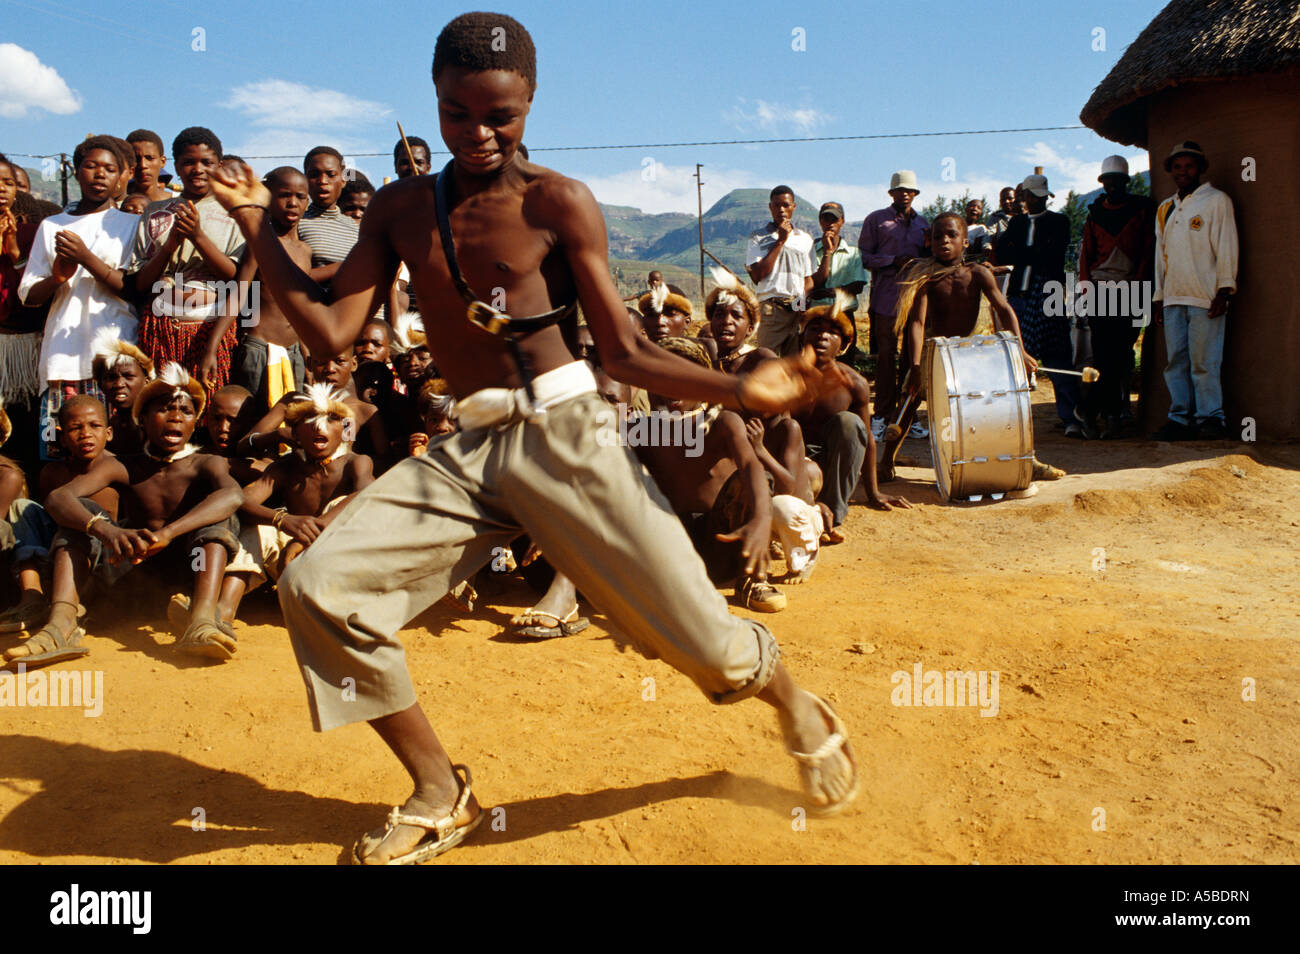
[1080,0,1300,146]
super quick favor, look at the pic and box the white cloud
[223,129,388,180]
[724,98,832,135]
[225,79,391,129]
[0,44,81,118]
[1016,141,1149,198]
[582,161,762,215]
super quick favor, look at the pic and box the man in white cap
[745,185,816,357]
[1077,156,1155,439]
[1150,141,1238,441]
[995,173,1078,432]
[857,170,928,439]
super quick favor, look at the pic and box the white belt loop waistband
[453,360,598,431]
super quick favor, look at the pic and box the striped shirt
[296,204,358,269]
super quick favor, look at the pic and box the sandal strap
[788,731,846,766]
[384,764,475,841]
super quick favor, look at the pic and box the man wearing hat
[1150,141,1238,441]
[858,171,928,438]
[1077,155,1155,439]
[745,185,816,358]
[810,201,867,353]
[996,173,1079,432]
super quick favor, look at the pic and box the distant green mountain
[599,188,854,279]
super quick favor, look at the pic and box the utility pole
[694,163,705,298]
[60,153,68,207]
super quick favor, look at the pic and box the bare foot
[778,690,858,814]
[353,776,481,865]
[821,522,846,545]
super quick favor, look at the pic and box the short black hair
[770,185,794,201]
[341,173,375,197]
[433,12,537,91]
[303,145,344,171]
[58,394,108,427]
[126,129,164,152]
[932,210,967,233]
[393,136,430,162]
[108,136,137,172]
[74,135,125,171]
[362,317,392,339]
[172,126,222,159]
[263,165,306,190]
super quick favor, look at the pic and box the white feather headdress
[390,310,428,355]
[133,361,205,421]
[92,328,155,378]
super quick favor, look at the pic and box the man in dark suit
[996,174,1079,432]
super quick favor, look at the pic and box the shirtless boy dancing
[210,12,857,865]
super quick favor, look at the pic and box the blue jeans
[1162,304,1225,425]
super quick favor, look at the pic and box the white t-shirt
[19,207,140,385]
[745,224,815,301]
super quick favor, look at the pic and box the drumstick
[1036,365,1100,383]
[883,371,917,441]
[396,121,419,174]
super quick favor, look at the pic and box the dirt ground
[1,389,1297,865]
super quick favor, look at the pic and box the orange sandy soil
[1,391,1297,865]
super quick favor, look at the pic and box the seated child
[354,317,393,368]
[238,347,388,472]
[634,337,785,610]
[0,400,27,520]
[882,211,1060,485]
[240,384,373,580]
[2,395,117,635]
[408,377,457,457]
[92,328,153,456]
[793,292,911,543]
[219,167,311,406]
[6,364,245,667]
[204,384,262,482]
[637,283,717,364]
[707,267,817,513]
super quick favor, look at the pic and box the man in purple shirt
[858,170,929,436]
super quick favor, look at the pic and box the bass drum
[925,332,1035,501]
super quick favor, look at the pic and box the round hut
[1080,0,1300,439]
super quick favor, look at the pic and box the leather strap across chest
[434,161,576,334]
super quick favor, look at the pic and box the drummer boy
[879,212,1062,484]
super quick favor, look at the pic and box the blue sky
[2,0,1166,220]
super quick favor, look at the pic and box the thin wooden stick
[396,121,419,175]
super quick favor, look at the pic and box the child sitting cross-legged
[1,396,117,640]
[239,384,373,581]
[5,364,245,667]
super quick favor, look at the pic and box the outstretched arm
[210,161,396,356]
[978,267,1037,375]
[554,177,845,415]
